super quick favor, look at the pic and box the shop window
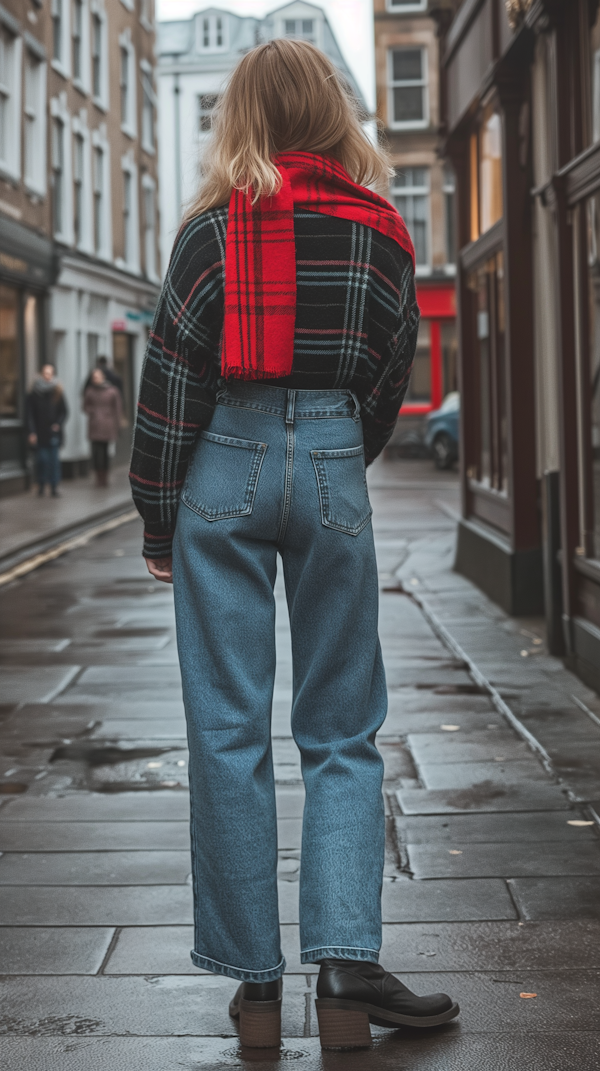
[0,285,18,419]
[198,93,217,133]
[389,48,428,128]
[467,253,507,492]
[24,51,46,194]
[391,168,430,270]
[470,104,503,241]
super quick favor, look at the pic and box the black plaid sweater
[130,207,419,558]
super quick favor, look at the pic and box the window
[52,117,65,236]
[198,93,217,133]
[0,25,20,178]
[197,14,227,52]
[389,48,427,127]
[141,67,155,150]
[73,132,84,246]
[470,104,503,240]
[284,19,316,42]
[93,145,103,254]
[140,0,152,24]
[443,164,456,267]
[72,0,83,81]
[52,0,63,63]
[391,168,430,270]
[92,13,102,97]
[120,47,129,125]
[0,285,18,420]
[119,36,136,135]
[386,0,427,10]
[142,178,156,280]
[467,253,507,492]
[120,157,139,271]
[123,169,132,263]
[25,53,46,192]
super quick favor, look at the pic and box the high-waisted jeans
[173,382,387,982]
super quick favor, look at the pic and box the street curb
[0,504,138,588]
[398,581,600,830]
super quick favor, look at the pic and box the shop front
[0,217,57,498]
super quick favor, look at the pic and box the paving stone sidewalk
[0,456,599,1069]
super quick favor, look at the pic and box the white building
[157,3,367,274]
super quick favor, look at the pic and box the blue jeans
[173,382,387,982]
[36,439,61,490]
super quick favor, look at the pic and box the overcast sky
[156,0,376,109]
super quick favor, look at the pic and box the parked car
[424,392,460,469]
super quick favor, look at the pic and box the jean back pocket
[311,445,372,536]
[181,431,267,521]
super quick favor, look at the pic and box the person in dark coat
[83,368,122,486]
[26,365,68,497]
[83,356,123,396]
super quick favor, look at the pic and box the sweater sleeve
[129,213,226,558]
[361,253,420,465]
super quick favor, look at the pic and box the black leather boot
[315,959,459,1050]
[229,979,283,1048]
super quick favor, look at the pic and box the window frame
[91,4,108,110]
[140,59,155,153]
[24,50,47,196]
[51,0,71,78]
[119,32,137,139]
[282,18,317,44]
[387,46,429,131]
[197,92,218,135]
[118,153,140,274]
[91,125,112,260]
[141,172,158,282]
[195,13,228,54]
[390,166,431,275]
[386,0,427,12]
[443,163,457,272]
[0,25,21,183]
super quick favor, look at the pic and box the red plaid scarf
[222,152,416,379]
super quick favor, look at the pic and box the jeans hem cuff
[300,946,380,965]
[190,950,286,982]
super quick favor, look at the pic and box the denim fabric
[36,439,61,490]
[173,382,387,983]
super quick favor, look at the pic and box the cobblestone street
[1,457,600,1069]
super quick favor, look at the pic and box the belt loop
[349,390,361,422]
[286,389,296,425]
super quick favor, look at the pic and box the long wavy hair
[184,38,391,219]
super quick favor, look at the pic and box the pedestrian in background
[83,368,122,487]
[83,355,123,396]
[130,39,459,1053]
[26,364,68,498]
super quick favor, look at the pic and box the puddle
[51,743,170,766]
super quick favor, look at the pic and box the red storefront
[394,281,457,437]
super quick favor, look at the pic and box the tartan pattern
[130,207,419,558]
[223,152,416,380]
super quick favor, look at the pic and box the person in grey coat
[83,368,122,486]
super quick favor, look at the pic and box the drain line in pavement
[0,510,138,588]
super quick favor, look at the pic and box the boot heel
[239,998,281,1048]
[315,999,372,1051]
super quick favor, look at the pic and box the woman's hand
[145,557,173,584]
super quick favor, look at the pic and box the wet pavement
[0,456,599,1069]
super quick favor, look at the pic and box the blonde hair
[185,38,392,219]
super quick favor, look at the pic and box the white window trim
[116,151,140,275]
[91,123,112,261]
[0,30,22,184]
[195,12,229,53]
[90,1,109,112]
[140,0,153,33]
[386,0,427,12]
[279,16,322,49]
[387,46,429,131]
[24,50,47,197]
[72,110,93,254]
[141,172,159,283]
[50,92,74,245]
[72,0,91,95]
[51,0,71,80]
[442,165,456,274]
[119,28,137,140]
[120,0,134,10]
[391,168,431,275]
[140,57,156,155]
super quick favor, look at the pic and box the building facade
[157,3,366,271]
[0,0,161,495]
[374,0,457,449]
[433,0,600,693]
